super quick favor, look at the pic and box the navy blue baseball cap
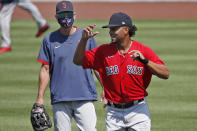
[102,12,132,28]
[56,1,73,14]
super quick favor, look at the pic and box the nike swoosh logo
[55,45,61,49]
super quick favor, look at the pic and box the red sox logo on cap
[62,2,67,8]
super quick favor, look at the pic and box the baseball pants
[53,101,97,131]
[17,0,46,28]
[0,3,15,47]
[106,98,151,131]
[0,0,46,47]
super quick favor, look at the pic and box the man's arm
[130,50,169,79]
[73,24,99,65]
[73,38,88,65]
[35,64,50,105]
[146,61,169,79]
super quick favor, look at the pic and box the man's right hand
[100,89,108,108]
[82,24,99,41]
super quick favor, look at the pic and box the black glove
[31,103,52,131]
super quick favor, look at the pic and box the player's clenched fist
[129,50,149,64]
[82,24,99,41]
[129,50,145,60]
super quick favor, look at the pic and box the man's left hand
[129,50,145,61]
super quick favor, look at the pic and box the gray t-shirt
[37,28,98,104]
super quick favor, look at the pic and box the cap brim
[56,10,73,14]
[102,24,121,28]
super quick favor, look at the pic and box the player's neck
[59,26,76,36]
[117,39,132,55]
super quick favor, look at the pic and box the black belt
[107,98,144,109]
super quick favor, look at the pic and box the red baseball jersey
[83,40,164,103]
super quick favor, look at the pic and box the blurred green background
[0,19,197,131]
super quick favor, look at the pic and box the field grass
[0,19,197,131]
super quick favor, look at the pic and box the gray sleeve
[86,38,98,50]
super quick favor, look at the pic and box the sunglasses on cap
[57,11,73,18]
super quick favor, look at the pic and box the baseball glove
[30,103,52,131]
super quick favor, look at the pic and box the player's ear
[123,27,130,35]
[73,12,77,20]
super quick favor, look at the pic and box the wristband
[140,58,149,64]
[137,56,149,64]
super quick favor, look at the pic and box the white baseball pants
[17,0,46,28]
[106,98,151,131]
[53,101,97,131]
[0,0,46,47]
[0,3,15,47]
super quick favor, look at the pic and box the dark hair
[129,25,137,37]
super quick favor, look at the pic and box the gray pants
[0,0,46,47]
[106,98,151,131]
[53,101,97,131]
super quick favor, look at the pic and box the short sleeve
[37,38,50,65]
[83,46,102,70]
[144,47,164,65]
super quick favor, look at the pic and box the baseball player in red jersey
[73,12,169,131]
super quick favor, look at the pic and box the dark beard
[111,41,116,44]
[111,38,121,44]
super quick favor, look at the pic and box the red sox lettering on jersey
[105,65,143,76]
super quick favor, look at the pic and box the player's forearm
[36,64,50,104]
[147,61,169,79]
[73,38,88,65]
[74,24,98,65]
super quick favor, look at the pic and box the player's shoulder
[133,40,155,55]
[99,43,115,48]
[41,30,59,45]
[133,40,145,47]
[133,40,152,49]
[95,43,116,53]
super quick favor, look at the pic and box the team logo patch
[55,45,61,49]
[62,2,67,8]
[108,56,114,58]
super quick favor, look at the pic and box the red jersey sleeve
[83,47,101,70]
[144,46,164,65]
